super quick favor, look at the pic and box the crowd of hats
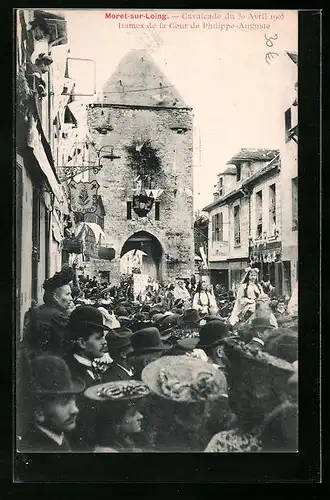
[22,269,298,452]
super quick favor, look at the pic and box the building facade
[86,50,194,285]
[203,149,286,295]
[280,52,298,295]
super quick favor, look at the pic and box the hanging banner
[132,194,154,217]
[69,180,100,214]
[151,189,164,199]
[145,189,153,197]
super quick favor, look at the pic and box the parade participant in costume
[104,328,134,382]
[127,327,171,380]
[19,355,85,452]
[205,338,295,452]
[141,355,228,452]
[173,279,191,309]
[24,267,75,358]
[229,267,265,326]
[193,281,218,317]
[84,380,150,452]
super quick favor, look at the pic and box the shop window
[233,205,241,246]
[256,190,263,239]
[292,177,298,230]
[269,184,276,236]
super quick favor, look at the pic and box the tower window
[155,202,160,221]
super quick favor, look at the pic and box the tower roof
[101,50,189,108]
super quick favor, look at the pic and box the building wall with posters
[87,50,194,285]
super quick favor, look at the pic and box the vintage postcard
[15,9,299,461]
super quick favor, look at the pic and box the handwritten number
[265,33,278,48]
[265,52,279,64]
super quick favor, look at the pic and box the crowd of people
[17,264,298,453]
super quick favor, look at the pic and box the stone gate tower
[87,50,194,284]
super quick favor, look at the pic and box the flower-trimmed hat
[84,380,150,402]
[43,267,74,291]
[141,355,227,403]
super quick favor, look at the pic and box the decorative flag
[145,189,153,197]
[151,189,164,199]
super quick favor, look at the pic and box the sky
[54,9,298,210]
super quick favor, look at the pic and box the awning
[32,135,62,202]
[74,222,106,244]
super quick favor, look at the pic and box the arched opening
[120,231,163,281]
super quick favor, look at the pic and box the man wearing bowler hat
[104,327,134,382]
[19,355,85,452]
[196,320,232,370]
[64,306,113,450]
[64,306,113,387]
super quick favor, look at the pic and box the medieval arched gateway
[120,231,163,282]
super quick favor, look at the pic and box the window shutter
[127,201,132,220]
[155,202,160,221]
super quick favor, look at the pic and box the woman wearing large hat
[84,380,151,452]
[141,355,228,452]
[205,337,296,452]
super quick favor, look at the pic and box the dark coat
[19,425,72,452]
[25,302,70,357]
[102,362,134,382]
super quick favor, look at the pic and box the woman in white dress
[193,281,218,317]
[229,268,266,326]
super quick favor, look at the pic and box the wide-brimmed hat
[152,313,166,324]
[180,309,201,325]
[127,327,172,358]
[223,337,295,391]
[250,317,274,329]
[106,327,133,350]
[84,380,150,402]
[141,355,227,403]
[196,320,230,349]
[43,268,74,291]
[68,306,112,340]
[115,306,129,317]
[30,355,85,394]
[173,298,184,308]
[264,329,298,363]
[157,314,181,332]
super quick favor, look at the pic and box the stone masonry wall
[88,105,194,284]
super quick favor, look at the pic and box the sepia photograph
[15,8,299,458]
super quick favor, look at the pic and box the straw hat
[141,355,227,403]
[84,380,150,402]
